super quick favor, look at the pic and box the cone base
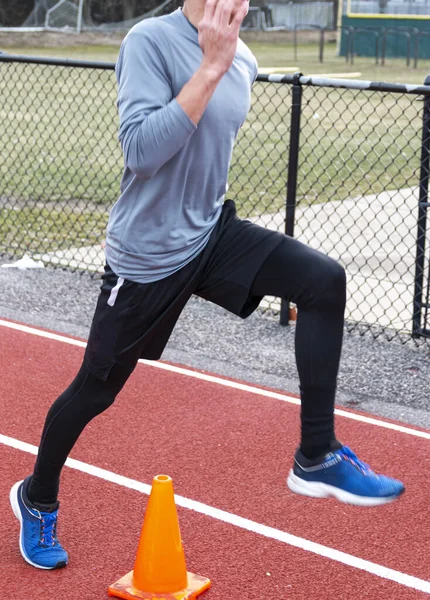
[108,570,211,600]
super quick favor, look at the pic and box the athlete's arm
[116,30,197,181]
[177,0,249,125]
[117,0,247,181]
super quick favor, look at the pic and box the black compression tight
[28,236,346,505]
[28,362,133,505]
[250,236,346,460]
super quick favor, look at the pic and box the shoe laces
[39,511,59,547]
[339,446,373,475]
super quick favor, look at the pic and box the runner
[10,0,404,570]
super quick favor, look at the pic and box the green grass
[0,206,108,253]
[0,40,428,257]
[6,39,430,84]
[248,41,430,85]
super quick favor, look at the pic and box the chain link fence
[1,54,430,341]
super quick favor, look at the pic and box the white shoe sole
[287,470,401,507]
[10,480,59,569]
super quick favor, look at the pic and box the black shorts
[84,200,285,380]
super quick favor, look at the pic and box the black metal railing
[1,54,430,341]
[412,74,430,338]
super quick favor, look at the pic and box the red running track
[0,319,429,600]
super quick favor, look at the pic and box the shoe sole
[9,480,67,570]
[287,470,404,507]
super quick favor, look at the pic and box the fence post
[294,26,298,62]
[280,72,303,326]
[414,31,420,69]
[412,75,430,337]
[319,27,325,63]
[77,0,84,34]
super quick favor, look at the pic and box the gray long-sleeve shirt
[105,8,258,283]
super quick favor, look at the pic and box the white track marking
[1,319,429,440]
[0,433,429,594]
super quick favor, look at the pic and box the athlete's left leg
[195,203,405,505]
[250,235,346,460]
[249,236,405,505]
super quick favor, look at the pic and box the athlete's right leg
[11,254,203,569]
[9,360,134,569]
[28,361,134,505]
[9,264,141,569]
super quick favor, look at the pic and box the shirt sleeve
[116,29,197,181]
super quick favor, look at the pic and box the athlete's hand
[177,0,248,124]
[198,0,249,78]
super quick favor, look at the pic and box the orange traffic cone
[108,475,211,600]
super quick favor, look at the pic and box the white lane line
[1,319,429,440]
[0,432,429,594]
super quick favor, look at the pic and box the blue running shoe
[10,476,68,569]
[287,445,405,506]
